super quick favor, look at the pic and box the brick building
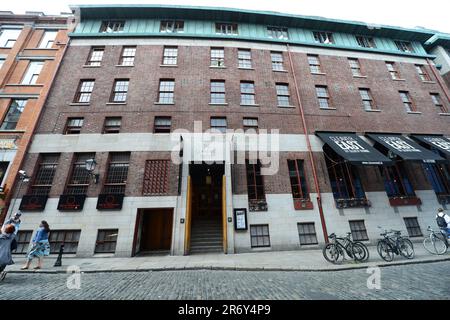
[425,33,450,90]
[10,5,450,257]
[0,11,72,222]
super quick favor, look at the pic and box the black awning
[410,135,450,157]
[367,133,446,163]
[316,132,392,165]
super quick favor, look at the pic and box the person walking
[21,221,50,270]
[0,224,16,281]
[2,212,22,252]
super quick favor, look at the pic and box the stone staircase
[190,217,223,254]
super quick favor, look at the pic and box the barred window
[143,160,170,195]
[307,55,321,73]
[415,65,431,81]
[215,23,238,35]
[243,117,258,131]
[86,47,104,66]
[38,31,58,49]
[238,49,252,68]
[359,88,375,111]
[297,223,318,245]
[65,153,94,195]
[74,80,94,103]
[154,116,172,133]
[240,81,256,105]
[103,152,130,194]
[0,99,27,130]
[395,40,414,53]
[386,62,400,80]
[348,58,362,77]
[210,80,226,104]
[163,46,178,65]
[95,229,119,253]
[29,153,60,196]
[100,20,124,33]
[21,61,44,85]
[270,52,284,71]
[404,217,422,237]
[14,230,33,254]
[315,86,331,109]
[246,160,266,201]
[49,230,81,254]
[210,117,227,133]
[399,91,415,112]
[103,117,121,134]
[158,79,175,104]
[64,118,84,135]
[160,20,184,33]
[276,83,290,107]
[313,31,334,44]
[110,79,129,102]
[267,27,289,40]
[288,159,309,200]
[119,46,136,66]
[356,36,376,48]
[250,225,270,248]
[211,48,225,67]
[349,220,369,241]
[430,93,447,113]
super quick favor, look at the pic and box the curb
[6,256,450,274]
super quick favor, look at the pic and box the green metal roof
[71,4,436,42]
[425,33,450,49]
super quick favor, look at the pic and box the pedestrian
[2,211,22,252]
[21,221,50,270]
[0,224,16,281]
[436,208,450,238]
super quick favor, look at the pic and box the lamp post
[7,170,30,219]
[85,158,99,184]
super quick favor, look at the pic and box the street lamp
[7,169,30,219]
[85,158,99,184]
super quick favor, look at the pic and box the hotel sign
[57,194,86,211]
[0,138,18,150]
[96,194,124,210]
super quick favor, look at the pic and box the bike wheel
[398,238,415,259]
[350,243,366,262]
[423,235,447,255]
[354,241,370,262]
[323,243,342,264]
[377,240,394,262]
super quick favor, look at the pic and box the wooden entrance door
[140,209,173,251]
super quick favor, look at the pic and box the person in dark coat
[0,224,16,281]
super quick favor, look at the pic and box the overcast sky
[2,0,449,33]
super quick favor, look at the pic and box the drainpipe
[426,58,450,107]
[286,44,329,243]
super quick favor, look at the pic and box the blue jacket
[0,233,15,266]
[33,228,49,243]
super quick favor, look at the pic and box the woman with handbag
[21,221,50,270]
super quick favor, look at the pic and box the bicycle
[376,227,414,262]
[323,232,369,264]
[423,226,448,255]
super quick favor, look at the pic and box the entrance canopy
[410,135,450,158]
[316,132,392,165]
[367,133,445,163]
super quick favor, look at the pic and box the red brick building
[10,5,450,257]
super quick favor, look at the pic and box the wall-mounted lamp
[85,158,99,184]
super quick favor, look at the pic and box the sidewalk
[7,245,450,273]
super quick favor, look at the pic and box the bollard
[54,244,64,267]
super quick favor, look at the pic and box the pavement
[7,245,450,273]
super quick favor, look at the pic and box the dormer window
[356,36,376,48]
[100,20,125,33]
[215,23,238,35]
[313,31,334,44]
[160,20,184,33]
[267,27,289,40]
[394,40,415,53]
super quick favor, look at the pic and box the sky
[2,0,450,33]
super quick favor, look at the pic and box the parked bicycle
[423,226,448,255]
[376,227,414,262]
[323,232,369,264]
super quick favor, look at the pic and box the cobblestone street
[0,261,448,300]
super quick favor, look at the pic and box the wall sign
[19,195,48,211]
[57,194,86,211]
[96,193,124,210]
[233,208,248,231]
